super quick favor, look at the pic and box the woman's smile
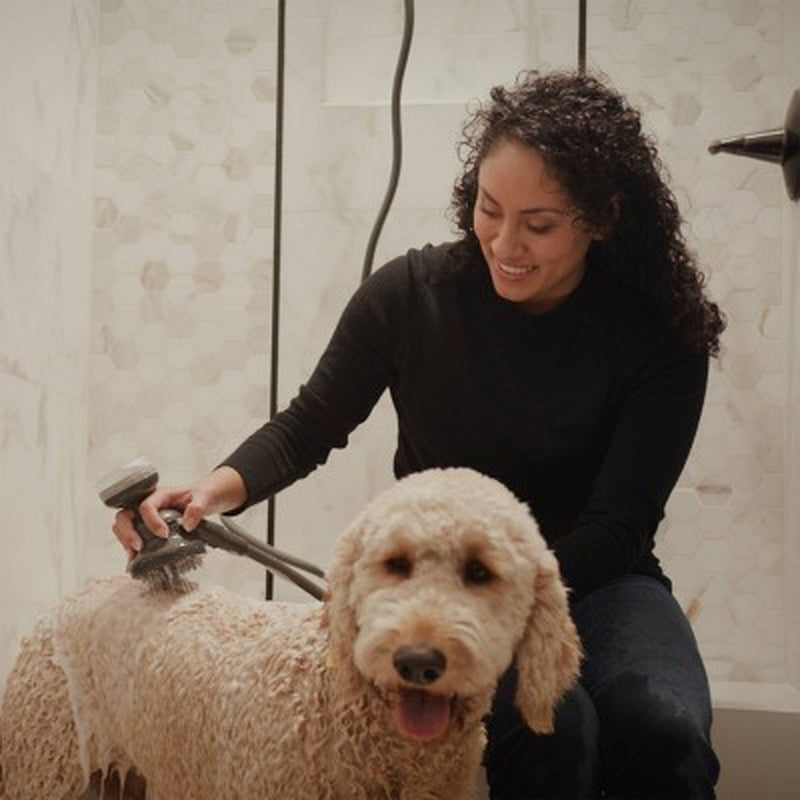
[497,261,537,278]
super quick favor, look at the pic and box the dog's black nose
[393,645,446,685]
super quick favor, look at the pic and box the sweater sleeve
[552,344,709,601]
[220,258,408,510]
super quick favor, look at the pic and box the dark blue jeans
[484,575,720,799]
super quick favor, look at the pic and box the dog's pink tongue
[395,689,451,741]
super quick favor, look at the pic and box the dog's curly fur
[0,467,581,799]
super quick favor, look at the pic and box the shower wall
[1,0,798,721]
[86,0,278,598]
[0,0,97,678]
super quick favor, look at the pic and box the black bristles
[128,533,206,592]
[139,553,203,593]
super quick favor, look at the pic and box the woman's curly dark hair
[450,69,726,355]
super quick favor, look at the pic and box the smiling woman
[473,139,603,313]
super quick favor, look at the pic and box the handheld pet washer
[98,458,326,598]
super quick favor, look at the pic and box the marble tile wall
[1,0,798,709]
[0,1,98,682]
[784,5,800,693]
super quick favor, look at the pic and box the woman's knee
[599,682,719,798]
[573,577,719,796]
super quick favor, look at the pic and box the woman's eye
[477,205,500,218]
[463,559,494,585]
[385,555,412,577]
[526,224,554,235]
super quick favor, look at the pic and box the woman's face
[473,139,601,314]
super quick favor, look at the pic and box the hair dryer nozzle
[707,128,785,162]
[708,88,800,201]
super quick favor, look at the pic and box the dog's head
[324,468,581,741]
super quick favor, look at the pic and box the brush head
[128,509,207,591]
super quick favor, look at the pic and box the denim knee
[599,686,719,799]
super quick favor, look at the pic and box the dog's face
[325,468,581,743]
[348,505,540,741]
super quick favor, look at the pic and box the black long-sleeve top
[222,243,708,600]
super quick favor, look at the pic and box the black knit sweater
[222,242,708,600]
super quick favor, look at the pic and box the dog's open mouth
[392,688,453,741]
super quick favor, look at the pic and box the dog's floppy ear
[324,523,363,637]
[322,519,367,696]
[513,550,582,734]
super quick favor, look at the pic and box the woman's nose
[493,221,525,259]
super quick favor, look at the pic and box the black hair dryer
[708,88,800,202]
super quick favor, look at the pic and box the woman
[114,70,724,798]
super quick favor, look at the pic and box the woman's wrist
[200,465,247,514]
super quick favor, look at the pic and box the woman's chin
[489,274,536,307]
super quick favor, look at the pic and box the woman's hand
[111,466,247,559]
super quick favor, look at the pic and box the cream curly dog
[0,467,580,799]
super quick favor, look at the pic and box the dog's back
[1,575,331,799]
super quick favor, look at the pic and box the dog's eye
[463,559,493,585]
[384,555,412,577]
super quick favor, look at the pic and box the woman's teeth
[498,262,534,276]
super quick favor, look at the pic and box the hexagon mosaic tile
[89,0,277,592]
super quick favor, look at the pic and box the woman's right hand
[111,466,247,560]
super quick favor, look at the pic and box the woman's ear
[513,551,582,733]
[592,192,622,240]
